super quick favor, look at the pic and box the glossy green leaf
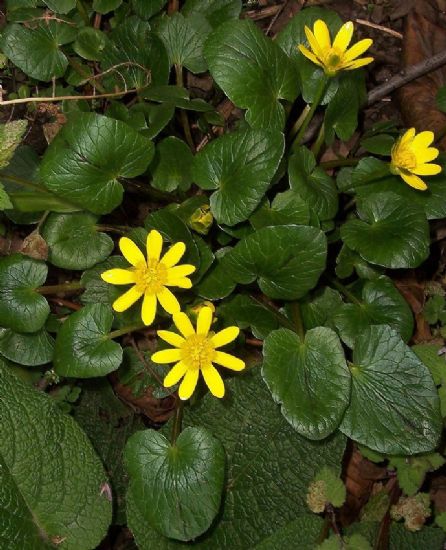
[335,244,384,280]
[193,128,284,226]
[195,254,236,300]
[289,146,338,222]
[54,303,123,378]
[0,362,112,549]
[0,327,54,366]
[40,113,154,215]
[182,0,241,28]
[41,212,114,270]
[131,0,167,19]
[156,12,210,73]
[360,135,395,155]
[325,75,362,143]
[263,327,350,439]
[73,28,108,61]
[204,19,299,131]
[44,0,75,12]
[127,370,346,548]
[223,225,327,300]
[150,137,193,192]
[334,276,414,348]
[250,191,310,229]
[0,254,49,333]
[102,17,169,89]
[412,344,446,385]
[300,286,343,330]
[341,192,430,268]
[340,325,441,454]
[219,294,279,340]
[125,427,225,541]
[93,0,122,13]
[0,21,76,81]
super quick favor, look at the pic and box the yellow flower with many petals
[101,230,195,326]
[298,20,373,77]
[151,307,245,400]
[390,128,441,191]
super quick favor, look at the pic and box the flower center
[181,334,215,370]
[322,48,343,74]
[133,259,167,294]
[392,145,417,171]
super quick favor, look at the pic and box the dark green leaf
[93,0,122,14]
[0,253,49,333]
[360,135,395,155]
[54,303,123,378]
[193,128,284,226]
[263,327,350,439]
[223,225,327,300]
[412,344,446,386]
[340,325,441,454]
[325,75,362,143]
[41,212,113,270]
[150,137,193,192]
[0,362,112,549]
[125,427,225,541]
[300,286,343,330]
[40,113,154,215]
[0,184,12,210]
[205,19,299,131]
[250,191,310,229]
[44,0,75,12]
[182,0,241,28]
[131,0,167,20]
[254,516,324,550]
[0,327,54,366]
[73,28,108,61]
[389,524,445,550]
[436,86,446,113]
[341,192,430,268]
[195,254,236,300]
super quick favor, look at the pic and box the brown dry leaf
[20,229,48,260]
[394,276,432,342]
[397,0,446,148]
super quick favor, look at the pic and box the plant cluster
[1,1,446,548]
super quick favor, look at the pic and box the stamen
[181,335,216,370]
[133,259,168,294]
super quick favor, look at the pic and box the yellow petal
[147,229,163,262]
[197,306,213,336]
[201,365,225,398]
[344,57,374,70]
[101,268,135,285]
[416,147,439,164]
[304,26,324,57]
[399,128,416,147]
[333,21,354,53]
[157,330,185,348]
[119,237,145,267]
[213,351,245,371]
[400,171,427,190]
[151,348,182,364]
[167,265,196,279]
[412,130,435,150]
[313,19,331,50]
[112,286,143,312]
[157,286,180,315]
[412,163,442,176]
[298,45,323,67]
[166,278,193,289]
[160,242,186,268]
[141,292,157,325]
[343,38,373,62]
[178,368,199,400]
[211,326,240,348]
[173,311,195,337]
[164,361,188,387]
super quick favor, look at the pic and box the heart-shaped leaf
[223,225,327,300]
[250,191,310,230]
[0,362,112,549]
[40,113,154,215]
[0,327,54,366]
[93,0,122,14]
[0,253,49,333]
[196,254,236,300]
[54,303,123,378]
[341,192,430,268]
[262,327,350,439]
[340,325,441,454]
[334,276,414,348]
[150,137,194,192]
[73,28,108,61]
[193,128,284,226]
[300,287,343,331]
[0,21,76,81]
[204,19,299,131]
[125,426,225,541]
[182,0,241,28]
[131,0,167,19]
[44,0,76,13]
[41,212,114,270]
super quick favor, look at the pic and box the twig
[168,0,179,14]
[266,1,287,36]
[0,87,140,106]
[49,298,82,311]
[367,49,446,105]
[355,18,403,40]
[246,338,263,347]
[245,5,282,22]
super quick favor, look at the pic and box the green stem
[171,400,184,445]
[288,104,310,141]
[95,224,130,235]
[76,0,90,26]
[250,295,295,332]
[107,324,146,340]
[292,76,328,147]
[320,157,361,169]
[175,64,195,151]
[291,302,305,342]
[37,281,84,295]
[329,278,362,306]
[311,123,325,159]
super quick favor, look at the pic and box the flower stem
[292,76,329,147]
[329,278,362,306]
[171,400,184,446]
[290,302,305,342]
[107,324,146,340]
[250,295,295,332]
[288,104,310,141]
[311,123,325,159]
[37,281,84,295]
[175,64,195,151]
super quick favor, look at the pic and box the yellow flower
[390,128,441,190]
[151,306,245,400]
[101,230,196,326]
[298,20,373,77]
